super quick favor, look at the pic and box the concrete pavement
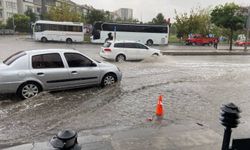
[159,45,250,55]
[4,122,223,150]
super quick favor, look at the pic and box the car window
[103,42,111,48]
[124,43,137,48]
[64,53,93,67]
[114,43,124,48]
[32,53,64,69]
[136,43,148,49]
[3,51,26,65]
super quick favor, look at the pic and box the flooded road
[1,36,250,148]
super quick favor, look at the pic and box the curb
[161,51,250,56]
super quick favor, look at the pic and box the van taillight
[104,48,111,52]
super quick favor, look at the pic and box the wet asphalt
[1,36,250,148]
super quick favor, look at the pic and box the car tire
[41,37,47,43]
[66,38,73,44]
[146,39,153,46]
[101,73,117,87]
[116,54,126,62]
[17,82,41,99]
[152,53,159,56]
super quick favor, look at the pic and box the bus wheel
[66,38,72,44]
[146,39,153,46]
[41,37,47,42]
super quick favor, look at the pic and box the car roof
[108,40,144,44]
[25,49,79,55]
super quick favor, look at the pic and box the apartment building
[0,0,93,24]
[0,0,18,23]
[114,8,133,20]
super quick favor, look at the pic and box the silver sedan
[0,49,122,99]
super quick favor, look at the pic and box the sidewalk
[159,45,250,55]
[5,123,222,150]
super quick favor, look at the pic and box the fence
[0,29,14,35]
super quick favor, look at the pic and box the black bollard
[49,129,81,150]
[220,103,241,150]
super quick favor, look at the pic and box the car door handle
[71,71,78,74]
[37,72,44,76]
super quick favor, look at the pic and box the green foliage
[211,3,246,50]
[85,9,106,24]
[174,7,212,38]
[48,2,82,22]
[7,14,30,32]
[85,9,139,24]
[25,9,37,23]
[150,13,167,25]
[0,21,6,29]
[211,3,245,31]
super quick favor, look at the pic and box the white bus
[91,22,169,45]
[33,20,84,43]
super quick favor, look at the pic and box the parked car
[185,34,218,46]
[235,40,250,46]
[100,41,161,62]
[0,49,122,99]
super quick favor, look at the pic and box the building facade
[0,0,93,24]
[114,8,133,20]
[0,0,18,23]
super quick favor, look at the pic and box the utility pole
[11,2,15,34]
[41,0,46,20]
[244,7,250,51]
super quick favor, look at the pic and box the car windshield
[3,51,26,65]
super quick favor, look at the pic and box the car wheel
[152,53,159,57]
[146,39,153,46]
[101,73,117,87]
[192,42,196,46]
[116,54,126,62]
[17,82,41,99]
[66,38,73,44]
[41,37,47,42]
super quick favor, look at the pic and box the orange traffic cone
[155,95,164,117]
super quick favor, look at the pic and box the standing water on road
[1,37,250,148]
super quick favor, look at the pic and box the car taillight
[104,48,111,52]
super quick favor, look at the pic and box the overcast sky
[72,0,249,22]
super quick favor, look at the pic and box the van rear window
[103,42,111,48]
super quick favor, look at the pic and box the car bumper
[99,51,114,60]
[116,71,122,82]
[0,82,22,94]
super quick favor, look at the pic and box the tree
[7,14,30,32]
[0,21,6,29]
[151,13,167,25]
[48,2,82,22]
[174,7,212,39]
[85,9,106,24]
[25,9,37,23]
[211,3,246,50]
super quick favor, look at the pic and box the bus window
[92,29,100,39]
